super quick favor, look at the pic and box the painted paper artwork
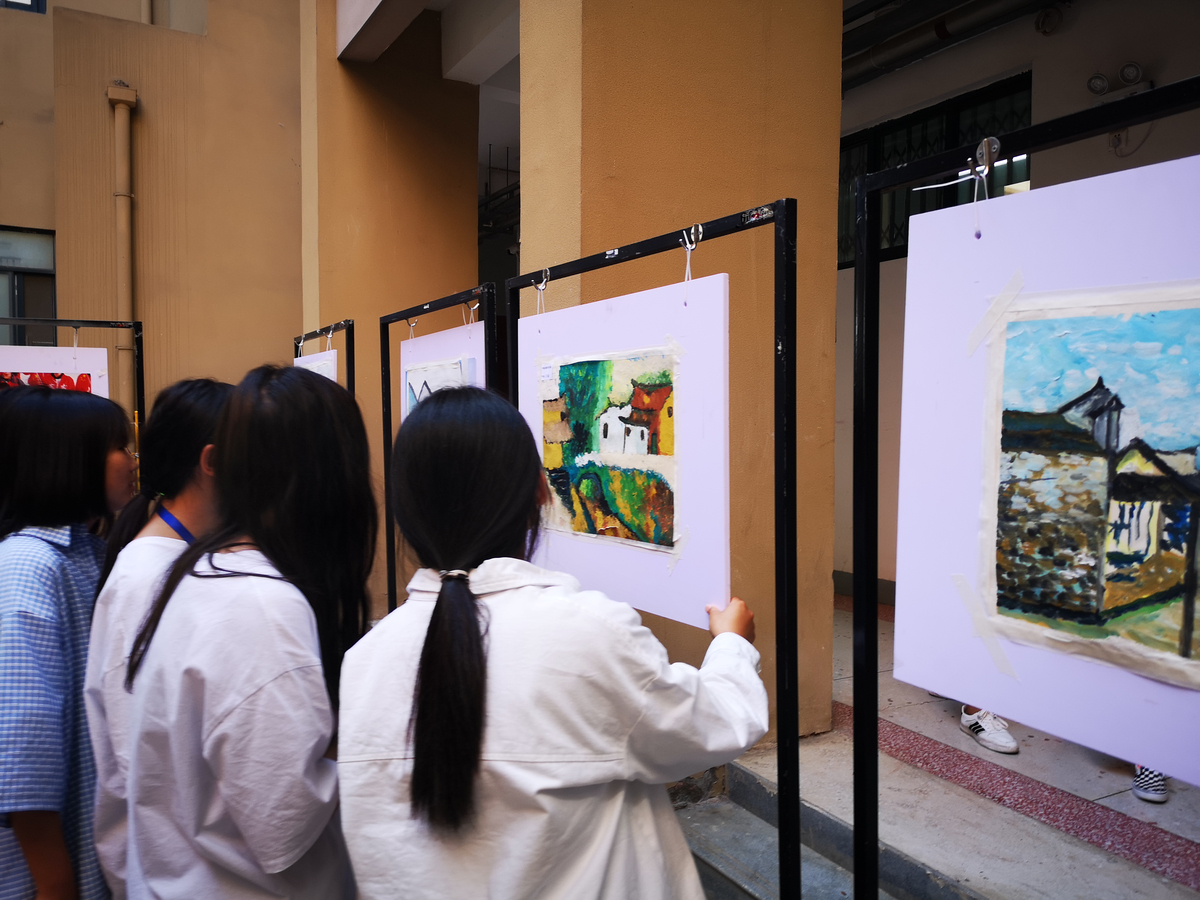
[540,351,676,548]
[1,372,93,392]
[993,304,1200,682]
[405,358,476,415]
[293,349,337,383]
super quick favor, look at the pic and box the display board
[293,348,338,382]
[0,346,109,397]
[397,321,485,420]
[896,154,1200,783]
[517,274,729,629]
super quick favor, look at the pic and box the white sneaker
[960,708,1019,754]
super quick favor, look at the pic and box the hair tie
[439,569,469,582]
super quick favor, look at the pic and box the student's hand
[707,597,755,644]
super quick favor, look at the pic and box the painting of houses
[540,351,676,548]
[994,307,1200,673]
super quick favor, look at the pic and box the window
[0,0,48,12]
[838,72,1032,267]
[0,228,56,346]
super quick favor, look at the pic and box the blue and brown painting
[541,353,676,547]
[996,307,1200,660]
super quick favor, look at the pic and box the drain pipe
[107,83,138,416]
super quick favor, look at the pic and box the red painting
[0,372,93,392]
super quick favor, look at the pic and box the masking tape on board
[967,271,1024,357]
[952,573,1018,680]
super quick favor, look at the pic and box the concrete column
[522,0,843,737]
[107,84,137,417]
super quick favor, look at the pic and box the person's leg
[1132,766,1168,803]
[960,707,1018,754]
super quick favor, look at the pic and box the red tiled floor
[832,700,1200,892]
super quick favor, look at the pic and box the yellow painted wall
[54,2,303,405]
[0,1,142,231]
[521,0,842,735]
[312,3,479,616]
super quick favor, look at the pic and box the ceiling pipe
[843,0,978,58]
[843,0,1046,91]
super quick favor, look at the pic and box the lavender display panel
[518,274,730,629]
[896,154,1200,783]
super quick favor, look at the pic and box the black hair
[126,366,377,707]
[391,386,544,832]
[0,386,131,540]
[99,379,234,588]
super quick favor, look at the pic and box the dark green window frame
[838,71,1032,268]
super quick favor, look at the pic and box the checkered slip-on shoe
[1132,765,1168,803]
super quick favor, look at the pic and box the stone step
[721,758,989,900]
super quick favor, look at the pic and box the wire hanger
[535,269,549,315]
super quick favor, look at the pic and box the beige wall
[54,2,303,404]
[836,0,1200,583]
[521,0,843,736]
[0,1,142,231]
[312,4,479,616]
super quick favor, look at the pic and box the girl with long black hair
[338,387,768,900]
[0,387,135,900]
[85,378,232,898]
[122,366,376,898]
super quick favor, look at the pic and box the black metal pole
[380,319,397,612]
[133,323,146,426]
[482,284,500,390]
[773,198,802,897]
[505,282,520,405]
[345,320,356,397]
[852,176,881,893]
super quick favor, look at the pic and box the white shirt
[338,558,769,900]
[124,549,354,899]
[85,536,185,899]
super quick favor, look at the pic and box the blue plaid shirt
[0,525,110,900]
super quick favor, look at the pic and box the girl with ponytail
[121,365,375,899]
[338,387,769,900]
[85,377,232,898]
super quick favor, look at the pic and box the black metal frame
[294,318,356,396]
[379,284,499,612]
[851,74,1200,896]
[504,199,801,896]
[0,316,145,422]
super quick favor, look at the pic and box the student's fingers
[709,596,756,642]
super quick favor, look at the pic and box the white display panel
[896,154,1200,783]
[293,348,338,382]
[397,321,485,421]
[0,345,110,397]
[518,274,730,629]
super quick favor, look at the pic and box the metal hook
[463,301,480,326]
[408,318,417,339]
[536,268,549,315]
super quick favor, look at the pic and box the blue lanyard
[157,506,196,544]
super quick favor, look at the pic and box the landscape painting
[540,351,676,548]
[993,305,1200,683]
[405,357,476,415]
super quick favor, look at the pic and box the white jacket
[338,557,769,900]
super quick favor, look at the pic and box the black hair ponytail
[99,379,233,589]
[391,386,543,832]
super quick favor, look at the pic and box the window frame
[0,225,57,347]
[0,0,48,13]
[838,71,1033,269]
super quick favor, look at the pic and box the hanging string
[463,301,479,326]
[408,318,417,339]
[911,163,990,239]
[73,327,79,364]
[680,223,702,282]
[325,328,333,353]
[535,269,549,315]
